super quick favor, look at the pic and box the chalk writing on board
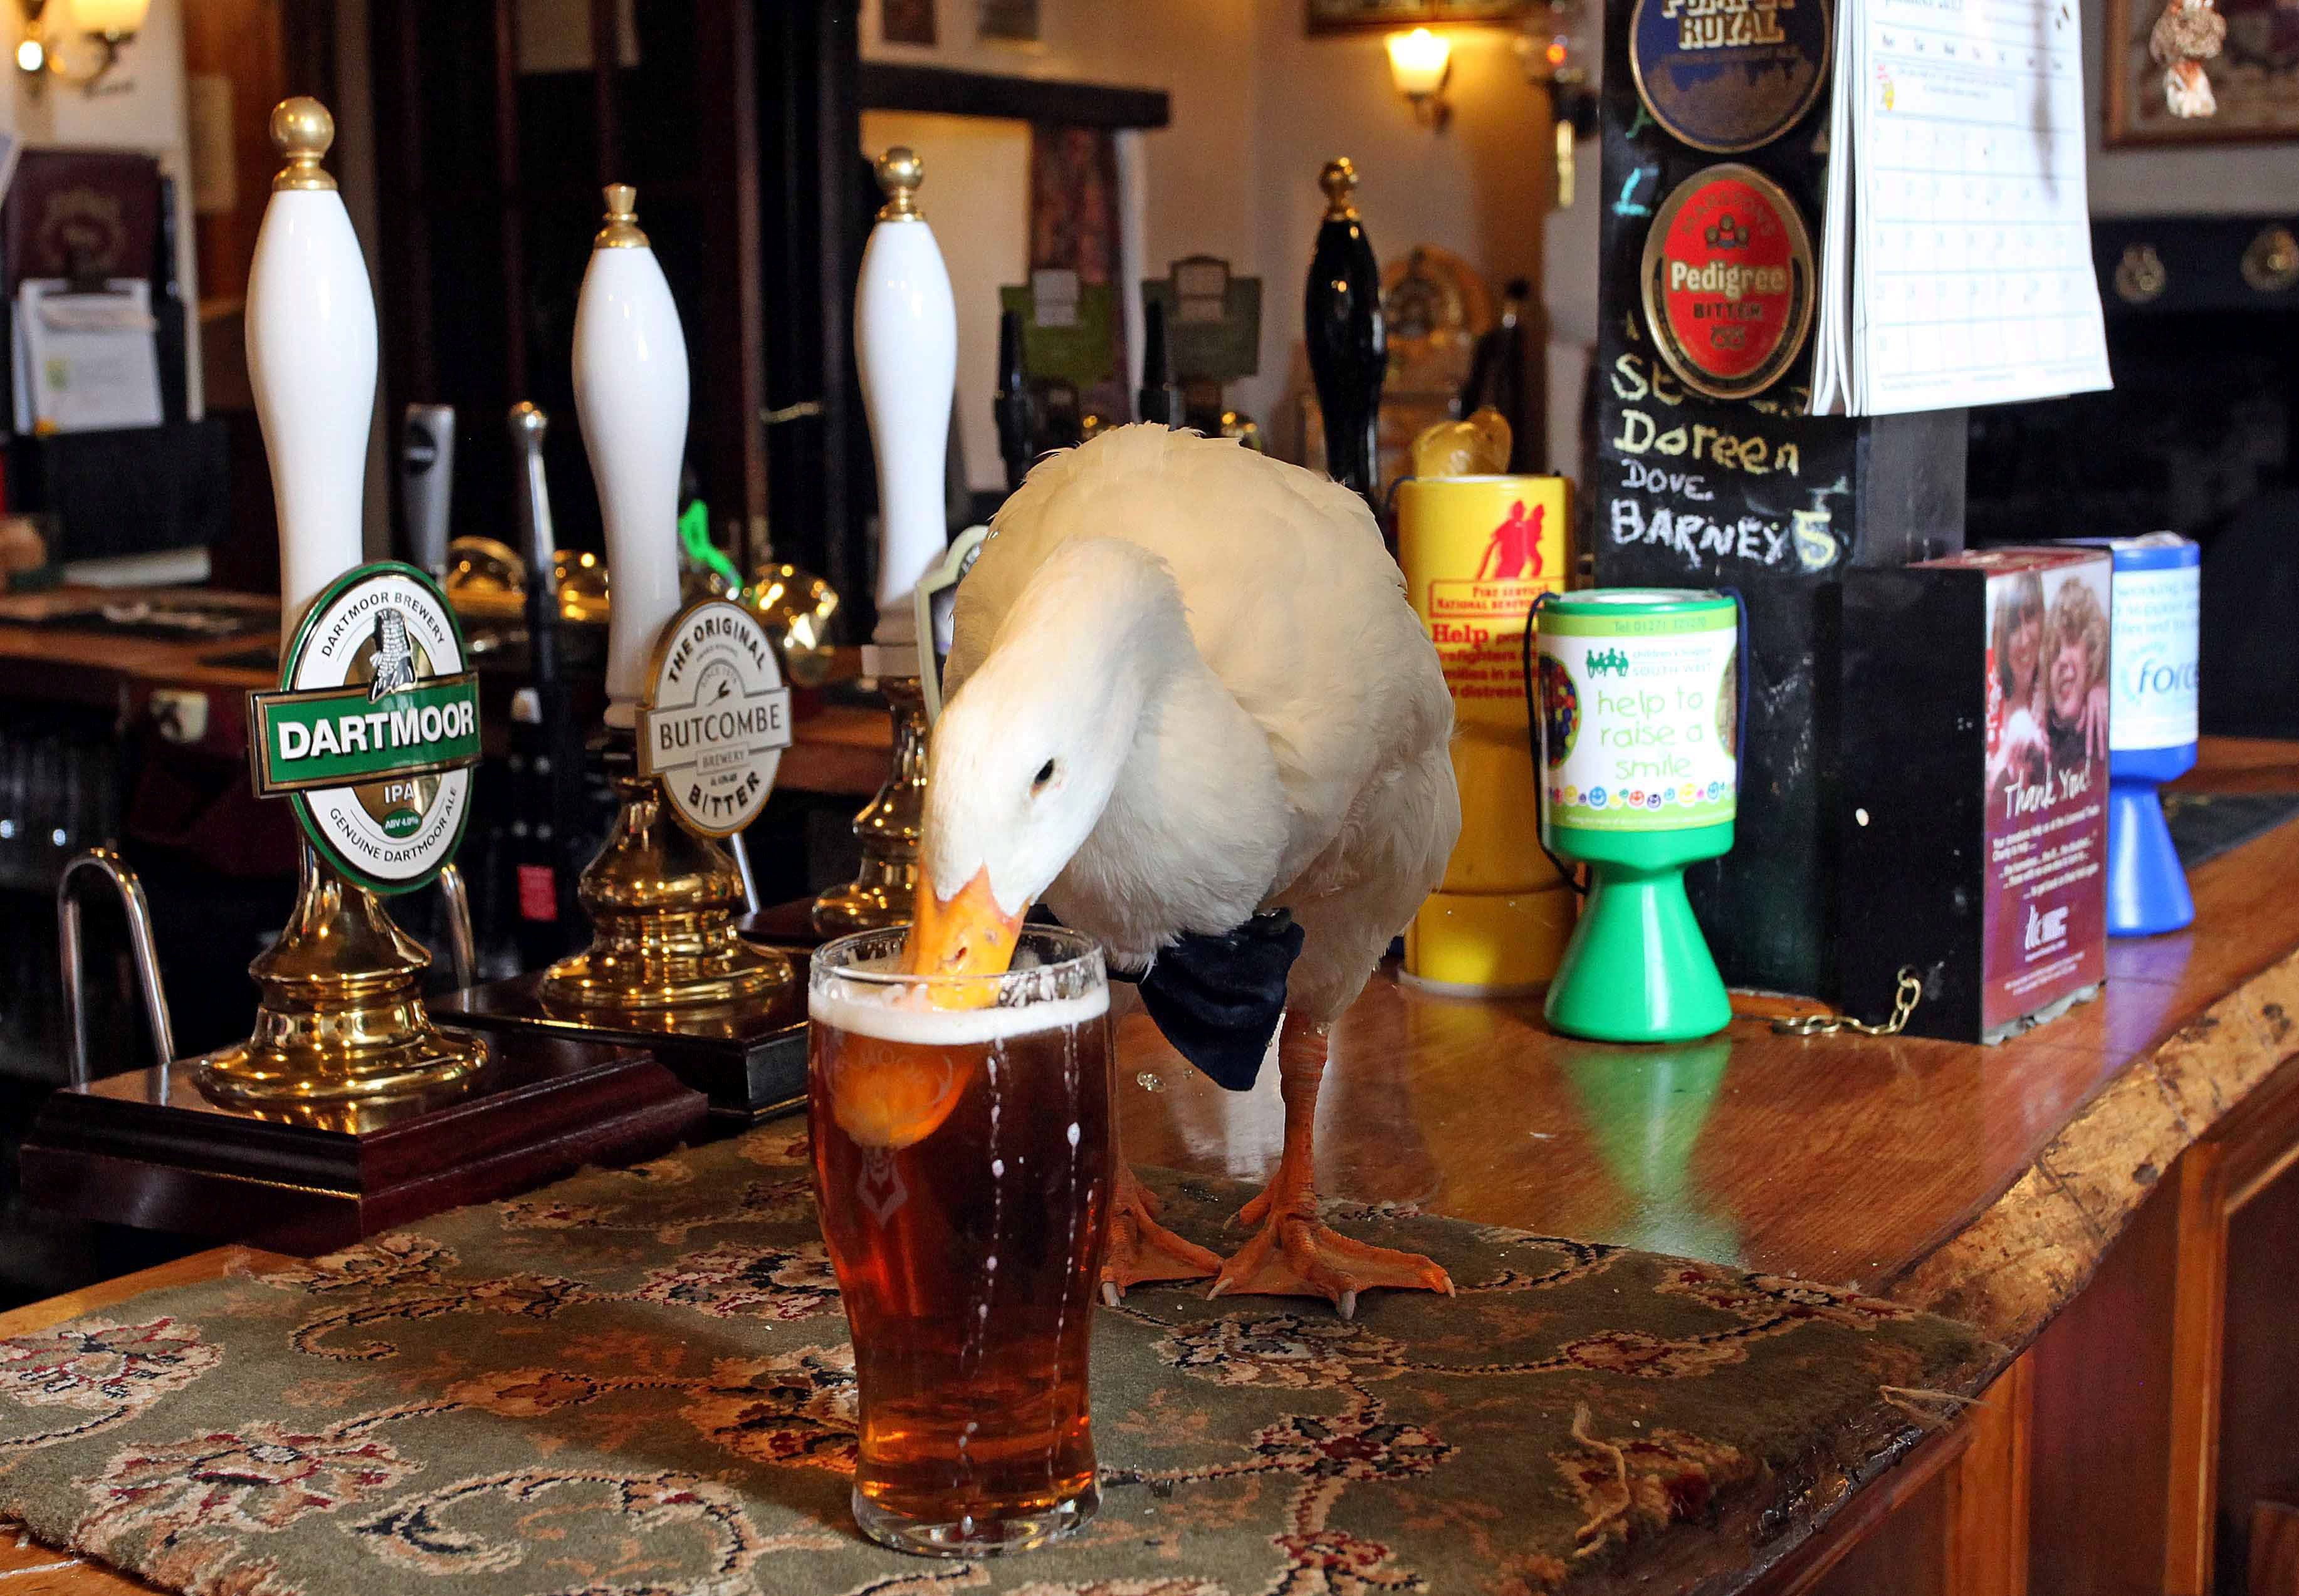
[1603,496,1843,573]
[1791,509,1836,570]
[1620,459,1717,501]
[1608,352,1805,477]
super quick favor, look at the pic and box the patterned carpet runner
[1,1125,1999,1595]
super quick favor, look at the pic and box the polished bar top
[1119,738,2299,1348]
[5,738,2295,1593]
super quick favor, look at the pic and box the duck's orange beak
[901,867,1027,1007]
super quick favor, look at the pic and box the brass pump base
[196,848,485,1118]
[812,676,926,937]
[542,744,791,1023]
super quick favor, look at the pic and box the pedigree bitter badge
[1640,165,1814,403]
[249,562,481,894]
[638,598,792,838]
[1630,0,1830,154]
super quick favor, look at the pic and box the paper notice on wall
[11,280,165,436]
[1809,0,2113,415]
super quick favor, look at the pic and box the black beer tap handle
[508,402,587,942]
[1304,158,1386,511]
[1138,298,1186,429]
[993,308,1035,493]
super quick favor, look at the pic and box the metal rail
[56,847,175,1087]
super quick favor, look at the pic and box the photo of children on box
[1982,550,2112,1033]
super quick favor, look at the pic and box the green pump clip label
[248,562,479,894]
[1537,602,1739,833]
[251,677,479,794]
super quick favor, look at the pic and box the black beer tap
[508,402,587,951]
[1304,157,1386,512]
[399,405,455,579]
[993,308,1035,493]
[1138,298,1186,429]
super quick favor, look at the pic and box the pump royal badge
[1640,164,1815,403]
[248,562,481,893]
[1629,0,1830,154]
[638,599,792,837]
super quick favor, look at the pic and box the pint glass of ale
[809,925,1114,1556]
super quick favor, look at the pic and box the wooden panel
[694,0,769,565]
[179,0,285,309]
[2216,1157,2299,1591]
[1947,1352,2033,1596]
[2027,1152,2186,1595]
[1781,1354,2029,1596]
[857,63,1171,128]
[2164,1144,2230,1595]
[2254,1500,2299,1596]
[1793,1445,1951,1596]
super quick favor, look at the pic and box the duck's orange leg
[1208,1013,1453,1320]
[1100,1144,1222,1305]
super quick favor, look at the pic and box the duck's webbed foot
[1100,1160,1221,1305]
[1210,1169,1453,1320]
[1203,1013,1452,1320]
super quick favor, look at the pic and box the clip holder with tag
[537,598,794,1021]
[434,186,806,1121]
[200,560,490,1109]
[441,597,810,1122]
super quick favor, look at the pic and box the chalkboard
[1592,0,1967,999]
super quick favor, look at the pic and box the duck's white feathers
[944,425,1460,1024]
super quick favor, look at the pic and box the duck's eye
[1032,759,1057,791]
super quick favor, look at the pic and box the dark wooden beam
[493,0,527,402]
[694,0,769,566]
[857,63,1169,129]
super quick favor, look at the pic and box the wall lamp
[1386,28,1452,129]
[16,0,150,96]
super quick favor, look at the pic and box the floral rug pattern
[0,1127,1998,1595]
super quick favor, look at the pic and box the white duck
[903,424,1462,1317]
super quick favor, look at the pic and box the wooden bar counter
[0,589,894,798]
[7,739,2297,1595]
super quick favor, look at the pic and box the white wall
[1237,18,1552,454]
[859,0,1554,466]
[860,0,1259,343]
[1,0,202,415]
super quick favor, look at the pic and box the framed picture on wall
[1307,0,1534,32]
[2106,0,2299,144]
[882,0,936,46]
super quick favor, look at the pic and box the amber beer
[809,926,1113,1556]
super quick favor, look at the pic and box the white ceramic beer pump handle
[573,185,688,728]
[246,98,378,650]
[855,147,957,669]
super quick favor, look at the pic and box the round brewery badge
[1629,0,1830,154]
[638,599,793,838]
[1640,164,1815,402]
[248,562,481,894]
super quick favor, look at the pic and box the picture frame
[2105,0,2299,145]
[1306,0,1535,34]
[881,0,936,47]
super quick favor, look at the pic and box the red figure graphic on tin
[1474,500,1545,581]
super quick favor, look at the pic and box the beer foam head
[810,970,1108,1046]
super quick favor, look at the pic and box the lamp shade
[71,0,150,38]
[1387,28,1450,96]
